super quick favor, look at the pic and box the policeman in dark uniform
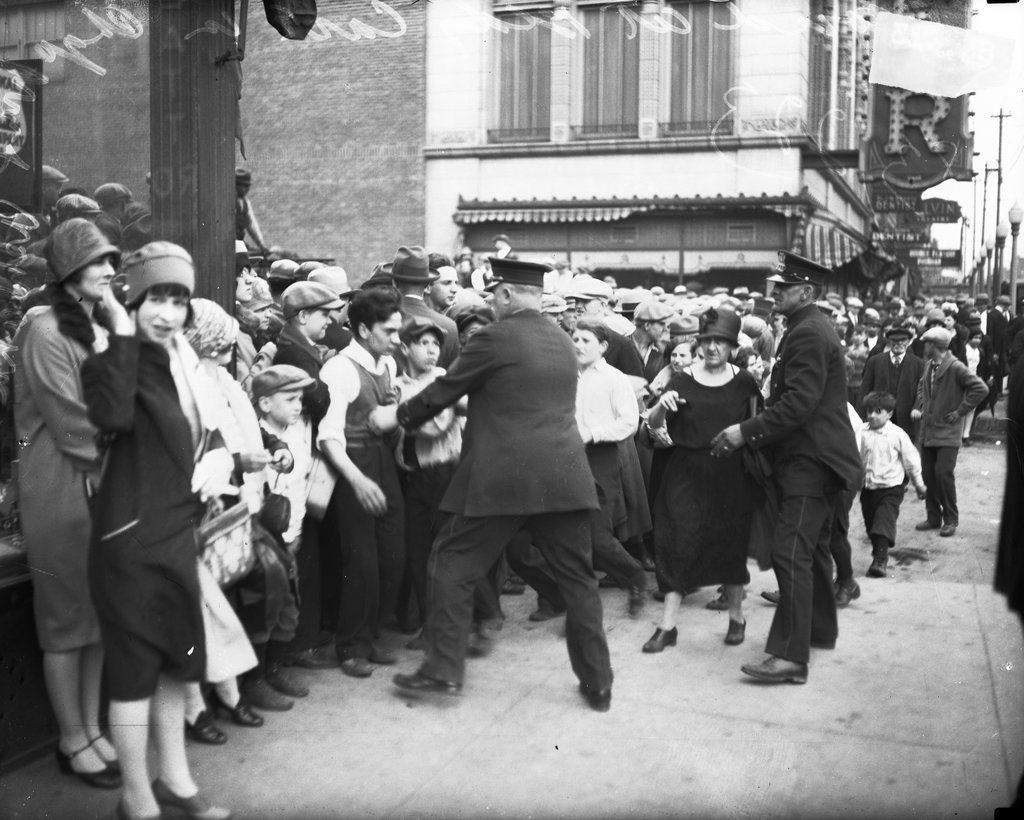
[711,252,862,684]
[370,258,614,711]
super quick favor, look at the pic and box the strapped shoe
[185,710,227,745]
[55,740,122,790]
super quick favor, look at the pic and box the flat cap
[93,183,133,208]
[541,294,569,314]
[268,259,302,284]
[845,296,864,308]
[920,327,953,348]
[399,315,446,345]
[282,281,344,319]
[251,364,315,400]
[862,308,881,324]
[997,294,1012,306]
[567,274,613,301]
[669,314,700,336]
[56,194,101,221]
[634,300,675,323]
[41,165,68,183]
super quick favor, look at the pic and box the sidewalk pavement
[2,565,1020,820]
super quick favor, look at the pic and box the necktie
[892,355,902,368]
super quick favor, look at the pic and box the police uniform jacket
[397,308,598,517]
[738,302,862,495]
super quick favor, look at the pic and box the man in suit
[859,324,925,437]
[391,245,460,370]
[987,294,1012,408]
[711,252,862,684]
[371,258,614,711]
[631,300,674,385]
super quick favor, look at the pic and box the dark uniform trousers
[828,489,856,583]
[421,510,612,690]
[328,440,405,660]
[766,492,841,665]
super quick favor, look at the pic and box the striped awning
[455,206,641,225]
[803,222,864,269]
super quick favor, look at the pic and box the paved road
[2,441,1020,819]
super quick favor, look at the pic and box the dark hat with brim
[484,257,550,291]
[391,246,437,283]
[696,307,741,344]
[885,325,913,340]
[45,218,121,282]
[767,251,830,287]
[361,263,394,290]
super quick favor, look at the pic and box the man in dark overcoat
[711,252,862,684]
[859,324,925,437]
[371,258,614,711]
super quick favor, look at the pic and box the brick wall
[240,0,426,283]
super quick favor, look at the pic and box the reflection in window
[663,1,734,137]
[579,5,638,139]
[491,11,551,143]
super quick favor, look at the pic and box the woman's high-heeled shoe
[209,690,264,727]
[87,733,121,774]
[55,740,122,790]
[642,627,678,653]
[152,778,231,820]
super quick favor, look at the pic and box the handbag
[259,475,291,541]
[197,496,256,588]
[305,451,337,521]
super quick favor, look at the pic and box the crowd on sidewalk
[2,166,1022,818]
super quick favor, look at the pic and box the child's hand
[915,485,927,500]
[270,449,293,473]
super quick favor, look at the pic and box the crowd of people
[3,169,1023,816]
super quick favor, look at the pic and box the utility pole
[991,109,1010,300]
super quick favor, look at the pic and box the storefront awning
[803,221,865,269]
[456,206,640,224]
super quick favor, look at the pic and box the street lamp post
[986,237,995,296]
[1010,201,1023,312]
[994,222,1009,302]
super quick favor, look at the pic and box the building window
[577,4,639,139]
[490,10,552,143]
[662,1,734,136]
[726,223,755,245]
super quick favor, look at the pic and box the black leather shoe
[55,742,122,790]
[287,646,340,669]
[241,679,294,711]
[760,589,781,605]
[835,579,861,607]
[867,557,887,577]
[265,664,310,698]
[185,711,227,745]
[724,618,746,646]
[915,519,940,531]
[741,655,808,684]
[939,524,957,537]
[209,692,264,727]
[529,602,565,622]
[340,658,375,678]
[642,627,677,653]
[393,671,462,695]
[367,646,397,665]
[578,683,611,712]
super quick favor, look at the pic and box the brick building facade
[239,0,427,280]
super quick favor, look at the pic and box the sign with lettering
[872,191,961,222]
[0,60,43,213]
[862,86,974,191]
[874,229,931,244]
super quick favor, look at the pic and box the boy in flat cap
[372,257,614,711]
[911,327,988,538]
[711,252,862,684]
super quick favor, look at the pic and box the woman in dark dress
[82,242,233,820]
[641,308,761,651]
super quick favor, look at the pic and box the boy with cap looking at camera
[395,316,466,644]
[911,327,988,538]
